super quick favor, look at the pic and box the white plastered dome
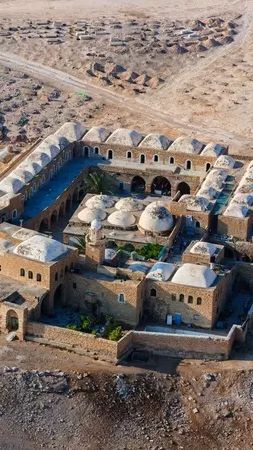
[139,202,173,233]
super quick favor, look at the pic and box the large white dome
[107,210,136,228]
[14,235,68,262]
[115,197,144,212]
[139,203,173,234]
[86,195,115,209]
[77,207,107,223]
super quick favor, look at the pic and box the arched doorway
[39,218,49,232]
[131,176,146,194]
[6,310,19,332]
[54,284,63,308]
[177,182,190,196]
[140,154,145,164]
[151,176,171,195]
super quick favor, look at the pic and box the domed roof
[21,160,42,176]
[107,210,136,228]
[197,186,218,200]
[190,241,219,256]
[86,195,115,209]
[146,262,176,281]
[13,235,68,262]
[168,136,204,154]
[139,203,173,233]
[32,150,51,167]
[0,238,14,255]
[139,133,172,150]
[201,142,224,157]
[36,139,60,159]
[233,193,253,206]
[115,197,144,212]
[106,128,143,147]
[214,155,235,169]
[13,167,34,183]
[54,122,86,142]
[0,176,25,194]
[77,207,107,223]
[224,203,249,218]
[186,196,210,212]
[83,127,111,143]
[171,263,217,288]
[90,219,102,231]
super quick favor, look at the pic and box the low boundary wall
[26,320,248,363]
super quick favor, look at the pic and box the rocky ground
[0,337,253,449]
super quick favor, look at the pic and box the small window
[140,154,145,164]
[108,149,113,160]
[196,221,200,229]
[169,156,174,165]
[12,209,17,220]
[118,293,125,304]
[171,294,176,301]
[55,272,58,281]
[36,274,41,282]
[197,297,202,305]
[179,294,184,302]
[20,268,25,277]
[28,271,33,279]
[186,160,192,170]
[188,295,193,304]
[94,146,99,155]
[84,146,89,157]
[153,154,159,162]
[0,265,1,271]
[73,282,77,289]
[127,151,132,159]
[65,266,69,273]
[150,288,156,297]
[206,162,211,172]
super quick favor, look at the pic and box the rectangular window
[171,294,176,301]
[118,293,125,304]
[188,296,193,304]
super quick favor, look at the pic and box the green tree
[73,235,86,254]
[85,170,117,194]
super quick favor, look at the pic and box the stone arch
[131,176,146,194]
[153,154,159,163]
[50,210,58,227]
[206,162,211,172]
[186,160,192,170]
[59,202,65,218]
[39,217,49,232]
[108,149,113,160]
[126,151,132,159]
[177,181,190,196]
[6,309,19,332]
[151,176,171,195]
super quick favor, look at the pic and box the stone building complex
[0,121,252,361]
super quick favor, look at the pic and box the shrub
[118,243,135,253]
[80,315,93,333]
[108,326,122,341]
[66,324,79,331]
[138,243,163,260]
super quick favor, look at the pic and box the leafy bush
[66,324,80,331]
[118,243,135,253]
[108,326,122,341]
[138,243,163,260]
[80,315,93,333]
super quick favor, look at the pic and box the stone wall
[66,272,144,326]
[218,215,253,241]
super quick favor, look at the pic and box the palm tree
[73,235,86,254]
[85,170,117,194]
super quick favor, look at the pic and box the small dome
[197,186,218,200]
[224,203,248,218]
[172,263,217,288]
[115,197,144,212]
[83,127,111,143]
[54,122,86,142]
[201,143,224,157]
[190,241,219,256]
[32,150,51,167]
[168,136,204,154]
[21,160,42,176]
[146,262,176,281]
[233,193,253,206]
[139,133,172,150]
[214,155,235,169]
[0,238,13,255]
[139,203,173,234]
[13,168,34,183]
[36,139,60,159]
[86,195,115,209]
[0,176,25,194]
[106,128,143,147]
[107,210,136,228]
[90,219,102,231]
[77,207,107,223]
[186,196,210,212]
